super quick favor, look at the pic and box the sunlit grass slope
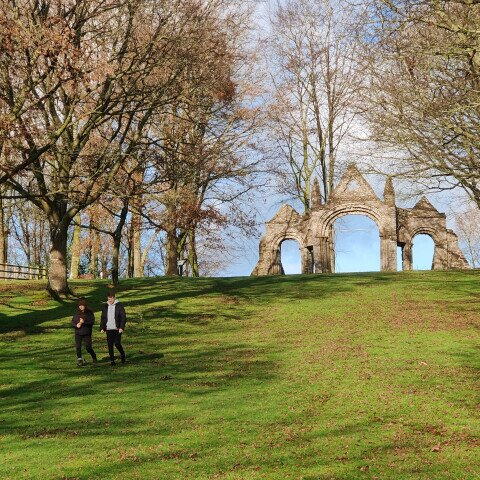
[1,271,480,479]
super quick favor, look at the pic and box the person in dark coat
[100,291,127,366]
[72,298,97,366]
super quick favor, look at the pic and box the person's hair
[107,290,116,299]
[77,297,89,312]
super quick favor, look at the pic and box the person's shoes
[110,361,116,366]
[92,357,98,364]
[121,356,126,364]
[77,358,84,367]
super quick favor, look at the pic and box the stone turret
[311,178,322,208]
[383,177,395,206]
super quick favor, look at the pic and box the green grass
[1,271,480,479]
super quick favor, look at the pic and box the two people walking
[72,291,127,366]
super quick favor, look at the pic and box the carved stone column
[328,225,335,273]
[432,242,448,270]
[313,237,333,273]
[402,242,413,271]
[301,247,314,274]
[446,230,470,269]
[268,247,284,274]
[312,244,321,273]
[380,234,397,271]
[251,241,284,275]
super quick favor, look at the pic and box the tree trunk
[127,222,134,277]
[0,195,7,265]
[100,255,108,279]
[90,219,99,278]
[165,229,179,276]
[69,214,81,279]
[111,204,129,285]
[130,168,145,277]
[132,209,143,277]
[141,229,160,273]
[188,229,199,277]
[112,234,121,285]
[48,224,70,295]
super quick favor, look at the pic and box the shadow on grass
[0,280,113,334]
[2,270,480,336]
[0,274,360,335]
[2,272,480,479]
[0,338,279,435]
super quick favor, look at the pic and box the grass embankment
[1,271,480,479]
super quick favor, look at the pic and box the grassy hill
[1,271,480,480]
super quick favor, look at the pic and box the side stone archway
[251,204,312,275]
[252,164,469,275]
[396,198,468,270]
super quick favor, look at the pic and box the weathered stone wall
[252,164,469,275]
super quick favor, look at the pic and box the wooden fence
[0,264,47,280]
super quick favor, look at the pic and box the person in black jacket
[72,298,97,366]
[100,291,127,366]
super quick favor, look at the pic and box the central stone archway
[252,164,469,275]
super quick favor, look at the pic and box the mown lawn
[1,271,480,480]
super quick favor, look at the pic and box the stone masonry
[252,164,469,275]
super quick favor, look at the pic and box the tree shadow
[1,339,279,436]
[0,274,366,336]
[0,281,112,334]
[2,270,480,337]
[2,271,480,479]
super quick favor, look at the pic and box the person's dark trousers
[75,334,97,360]
[106,330,125,362]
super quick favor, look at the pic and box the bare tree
[360,0,480,206]
[266,0,362,211]
[10,200,49,267]
[142,4,261,277]
[454,207,480,268]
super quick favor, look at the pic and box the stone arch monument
[252,164,469,275]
